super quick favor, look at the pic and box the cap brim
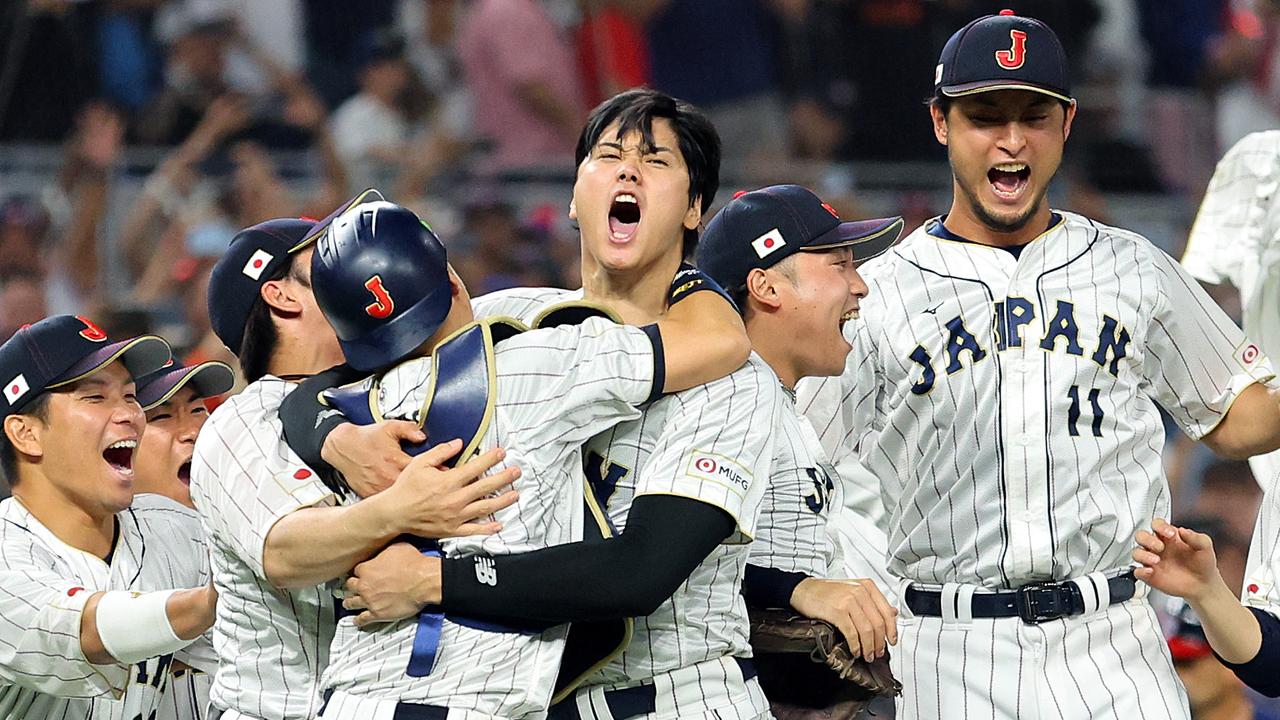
[300,188,387,250]
[47,336,173,389]
[804,216,906,262]
[138,361,236,411]
[940,80,1073,104]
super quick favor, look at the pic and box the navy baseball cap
[0,315,171,418]
[207,189,385,354]
[935,9,1072,103]
[695,185,904,291]
[136,360,235,411]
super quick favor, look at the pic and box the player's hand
[344,542,442,627]
[790,577,898,661]
[322,420,424,497]
[1132,518,1223,602]
[384,439,521,539]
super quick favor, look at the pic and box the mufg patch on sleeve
[685,450,752,496]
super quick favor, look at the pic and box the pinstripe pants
[892,585,1190,720]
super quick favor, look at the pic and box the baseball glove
[748,608,901,720]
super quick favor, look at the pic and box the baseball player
[132,360,235,720]
[1183,130,1280,492]
[284,197,749,718]
[0,315,217,719]
[794,10,1280,719]
[693,185,904,662]
[191,208,521,720]
[336,88,784,720]
[134,361,235,509]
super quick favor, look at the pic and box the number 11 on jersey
[1066,385,1104,437]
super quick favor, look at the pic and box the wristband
[94,590,188,664]
[668,263,737,310]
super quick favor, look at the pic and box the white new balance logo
[315,408,343,428]
[475,557,497,586]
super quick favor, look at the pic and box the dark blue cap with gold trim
[0,315,171,418]
[935,9,1072,103]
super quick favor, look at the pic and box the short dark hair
[575,88,721,259]
[0,393,50,488]
[237,255,299,383]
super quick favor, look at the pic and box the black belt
[547,657,758,720]
[904,571,1137,624]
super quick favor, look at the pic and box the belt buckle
[1015,580,1071,624]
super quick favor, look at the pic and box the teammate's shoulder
[675,352,782,396]
[471,286,580,323]
[205,375,291,427]
[127,494,203,534]
[1220,130,1280,171]
[1056,210,1159,251]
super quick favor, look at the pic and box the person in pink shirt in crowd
[457,0,585,174]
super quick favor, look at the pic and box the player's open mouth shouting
[608,190,641,244]
[103,437,138,480]
[988,162,1030,202]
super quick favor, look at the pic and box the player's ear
[1062,99,1077,141]
[931,103,948,146]
[5,413,45,460]
[260,277,303,316]
[745,268,783,311]
[568,198,577,222]
[683,195,702,231]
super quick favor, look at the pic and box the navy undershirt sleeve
[1218,607,1280,697]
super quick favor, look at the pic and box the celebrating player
[191,207,522,720]
[133,360,234,509]
[1182,130,1280,493]
[131,359,234,720]
[694,185,902,654]
[289,197,749,718]
[0,316,216,719]
[301,88,784,719]
[797,9,1280,719]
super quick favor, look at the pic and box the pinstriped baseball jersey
[154,669,211,720]
[320,318,658,717]
[749,391,841,577]
[189,377,339,720]
[1183,130,1280,491]
[0,493,209,720]
[1244,484,1280,620]
[476,287,784,715]
[582,353,781,698]
[826,211,1275,588]
[796,372,890,530]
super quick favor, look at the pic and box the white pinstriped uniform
[1183,130,1280,492]
[189,377,339,720]
[796,374,898,603]
[0,493,211,720]
[1243,484,1280,627]
[750,392,842,578]
[796,378,890,531]
[474,288,784,720]
[811,211,1276,719]
[154,669,212,720]
[319,318,658,719]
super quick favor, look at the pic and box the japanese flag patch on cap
[242,249,275,280]
[3,374,28,404]
[751,228,786,259]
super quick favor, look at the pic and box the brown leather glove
[749,608,901,720]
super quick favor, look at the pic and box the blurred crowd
[1,2,1279,717]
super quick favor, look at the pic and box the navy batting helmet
[311,201,453,371]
